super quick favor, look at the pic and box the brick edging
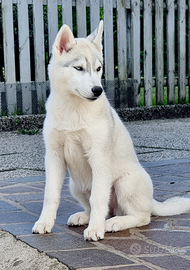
[0,104,190,131]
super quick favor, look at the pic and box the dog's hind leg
[105,169,152,232]
[68,179,90,226]
[105,213,151,232]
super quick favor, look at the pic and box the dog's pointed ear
[53,25,76,56]
[87,20,103,52]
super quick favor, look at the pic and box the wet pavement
[0,118,190,270]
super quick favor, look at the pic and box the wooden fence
[0,0,190,115]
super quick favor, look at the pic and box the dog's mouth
[87,97,98,101]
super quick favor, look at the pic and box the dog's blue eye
[74,66,83,71]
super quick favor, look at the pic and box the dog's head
[49,21,104,101]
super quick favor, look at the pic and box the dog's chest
[62,130,92,179]
[64,133,85,162]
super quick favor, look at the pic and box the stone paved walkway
[1,158,190,270]
[1,119,190,270]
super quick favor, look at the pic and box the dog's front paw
[68,211,90,226]
[32,219,54,234]
[84,226,105,241]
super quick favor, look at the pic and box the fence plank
[2,0,15,84]
[130,0,141,107]
[2,0,16,115]
[103,0,115,105]
[166,0,175,104]
[17,0,32,114]
[76,0,87,37]
[178,0,186,104]
[143,0,152,106]
[0,83,4,115]
[17,0,31,82]
[90,0,100,32]
[188,0,190,103]
[1,0,190,115]
[62,0,73,30]
[126,9,132,78]
[116,0,127,107]
[33,0,46,113]
[33,0,46,82]
[48,0,58,57]
[155,0,164,104]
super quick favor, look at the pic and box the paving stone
[141,230,190,248]
[0,186,40,194]
[0,181,16,187]
[1,223,34,235]
[48,249,134,269]
[5,192,44,202]
[29,183,45,189]
[139,219,169,230]
[1,223,61,236]
[19,232,95,252]
[0,201,20,212]
[104,266,153,270]
[141,255,190,270]
[57,200,83,216]
[145,163,190,176]
[158,213,190,220]
[21,201,43,215]
[153,189,179,198]
[103,238,168,256]
[0,125,190,270]
[142,158,190,168]
[104,229,131,238]
[0,211,37,224]
[174,220,190,228]
[152,175,190,183]
[21,200,82,218]
[178,172,190,178]
[155,181,190,193]
[152,180,167,188]
[67,224,87,235]
[56,214,78,225]
[6,175,45,183]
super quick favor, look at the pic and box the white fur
[33,21,190,241]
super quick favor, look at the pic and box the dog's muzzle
[91,86,103,98]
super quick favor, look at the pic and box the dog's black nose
[91,86,103,97]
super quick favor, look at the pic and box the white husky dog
[33,21,190,241]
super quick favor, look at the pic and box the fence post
[62,0,73,30]
[166,0,175,105]
[188,0,190,103]
[33,0,46,114]
[178,0,186,104]
[117,0,128,108]
[155,0,164,105]
[17,0,32,114]
[103,0,115,106]
[48,0,58,57]
[2,0,16,115]
[76,0,87,37]
[143,0,152,107]
[130,0,141,107]
[33,0,46,82]
[90,0,100,32]
[0,83,5,115]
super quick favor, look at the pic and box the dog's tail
[151,197,190,216]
